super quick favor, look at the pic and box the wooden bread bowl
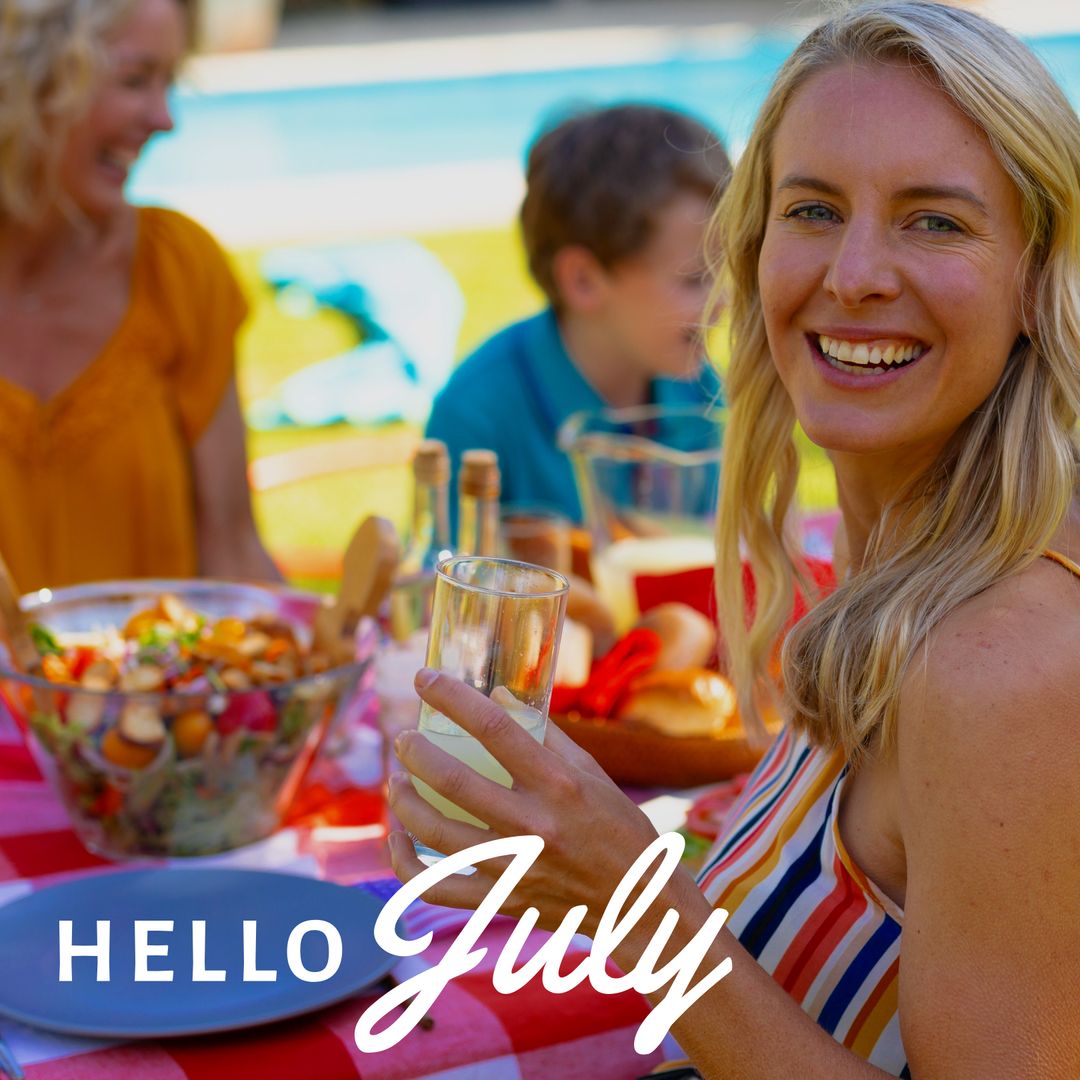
[551,708,781,788]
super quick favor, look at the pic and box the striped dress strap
[1042,549,1080,579]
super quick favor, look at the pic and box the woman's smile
[807,332,930,386]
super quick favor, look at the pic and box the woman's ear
[550,245,609,314]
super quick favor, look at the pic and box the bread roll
[636,602,717,672]
[617,667,737,738]
[566,573,617,656]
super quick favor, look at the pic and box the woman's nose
[148,85,175,135]
[822,221,901,308]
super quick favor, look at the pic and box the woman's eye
[912,214,961,233]
[784,204,837,223]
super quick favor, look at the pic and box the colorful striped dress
[697,725,909,1077]
[694,550,1080,1076]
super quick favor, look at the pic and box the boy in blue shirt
[426,103,730,525]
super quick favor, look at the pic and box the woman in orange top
[0,0,280,593]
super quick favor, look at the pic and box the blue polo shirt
[425,308,723,527]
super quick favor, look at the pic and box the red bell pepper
[576,626,663,719]
[66,645,98,681]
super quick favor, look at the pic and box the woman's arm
[389,672,892,1079]
[896,563,1080,1079]
[190,378,282,582]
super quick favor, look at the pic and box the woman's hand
[388,669,888,1080]
[387,668,664,937]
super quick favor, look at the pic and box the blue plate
[0,869,396,1039]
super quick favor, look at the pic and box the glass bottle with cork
[379,439,455,830]
[401,439,453,578]
[456,448,501,556]
[387,439,452,642]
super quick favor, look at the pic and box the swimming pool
[130,29,1080,243]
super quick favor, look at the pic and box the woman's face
[57,0,186,221]
[757,61,1028,467]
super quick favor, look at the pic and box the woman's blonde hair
[0,0,142,225]
[711,0,1080,763]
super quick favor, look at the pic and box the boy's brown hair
[519,103,730,311]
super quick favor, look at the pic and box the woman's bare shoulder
[898,553,1080,778]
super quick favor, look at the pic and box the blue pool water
[130,30,1080,204]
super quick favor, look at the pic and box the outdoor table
[0,701,708,1080]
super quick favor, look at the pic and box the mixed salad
[22,594,358,857]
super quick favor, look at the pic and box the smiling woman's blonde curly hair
[0,0,144,225]
[711,0,1080,765]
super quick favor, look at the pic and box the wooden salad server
[0,552,38,676]
[314,516,401,666]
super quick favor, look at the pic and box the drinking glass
[413,556,569,864]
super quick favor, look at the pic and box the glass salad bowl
[0,579,374,859]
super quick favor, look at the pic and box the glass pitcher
[558,404,724,632]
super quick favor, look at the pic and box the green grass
[231,225,835,585]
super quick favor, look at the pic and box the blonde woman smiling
[389,3,1080,1077]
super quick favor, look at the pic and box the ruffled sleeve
[138,206,249,443]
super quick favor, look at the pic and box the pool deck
[189,2,827,93]
[190,0,1079,93]
[176,0,1080,246]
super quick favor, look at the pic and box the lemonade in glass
[412,556,568,862]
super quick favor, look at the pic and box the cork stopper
[459,448,501,500]
[413,439,449,487]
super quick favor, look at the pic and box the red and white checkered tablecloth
[0,707,673,1080]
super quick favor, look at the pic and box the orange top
[0,207,247,594]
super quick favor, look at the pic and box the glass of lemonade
[412,555,569,864]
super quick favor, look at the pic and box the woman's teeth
[101,150,137,172]
[817,335,926,376]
